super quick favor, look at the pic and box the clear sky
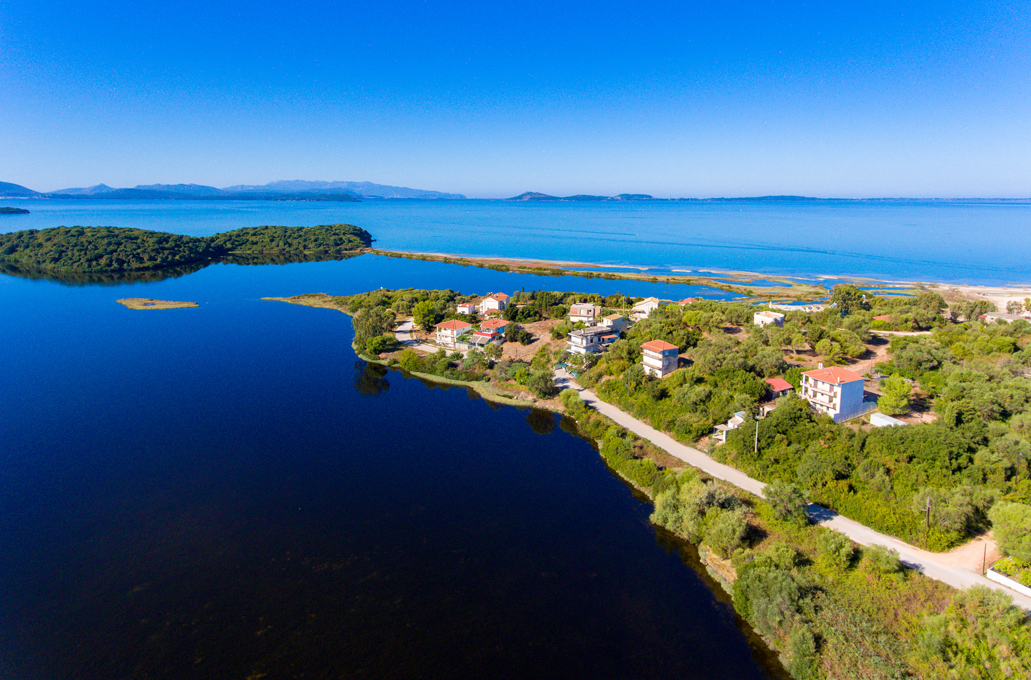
[1,1,1029,197]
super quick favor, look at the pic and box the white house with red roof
[479,293,509,314]
[801,365,866,422]
[435,319,473,347]
[641,340,678,378]
[456,302,478,315]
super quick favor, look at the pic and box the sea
[2,197,1029,679]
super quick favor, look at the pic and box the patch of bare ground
[501,318,565,362]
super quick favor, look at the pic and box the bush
[816,531,854,572]
[861,544,902,574]
[764,480,808,524]
[989,501,1031,559]
[559,388,586,414]
[704,507,749,558]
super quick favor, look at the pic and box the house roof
[641,340,678,352]
[480,318,508,329]
[602,313,623,321]
[457,302,476,309]
[435,319,472,330]
[485,292,509,301]
[633,297,659,308]
[803,366,864,384]
[570,303,599,312]
[678,298,699,305]
[766,377,793,392]
[755,310,785,319]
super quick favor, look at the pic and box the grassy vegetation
[0,224,372,274]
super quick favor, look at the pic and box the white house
[568,303,602,324]
[631,297,661,321]
[713,411,747,444]
[480,293,509,314]
[641,340,678,378]
[456,302,478,315]
[801,365,866,422]
[598,313,629,334]
[753,310,786,327]
[435,319,473,347]
[567,327,618,354]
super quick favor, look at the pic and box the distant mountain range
[507,192,655,201]
[0,180,466,201]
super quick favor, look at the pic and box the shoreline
[368,248,1031,308]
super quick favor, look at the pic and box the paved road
[394,319,466,355]
[555,369,1031,611]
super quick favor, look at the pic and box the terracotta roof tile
[641,340,678,352]
[803,366,864,384]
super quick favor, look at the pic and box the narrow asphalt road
[554,369,1031,612]
[394,319,466,355]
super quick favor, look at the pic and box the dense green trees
[0,224,372,273]
[988,501,1031,560]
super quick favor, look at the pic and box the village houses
[479,293,509,314]
[753,310,786,327]
[800,365,866,422]
[631,297,661,321]
[568,327,618,355]
[641,340,678,378]
[435,319,473,348]
[568,303,602,325]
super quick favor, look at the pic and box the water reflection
[353,360,390,396]
[525,408,558,435]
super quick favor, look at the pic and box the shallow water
[3,197,1030,284]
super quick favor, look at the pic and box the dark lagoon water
[3,197,1031,284]
[0,257,781,679]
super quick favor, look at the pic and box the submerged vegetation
[0,224,372,275]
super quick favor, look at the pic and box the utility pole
[924,497,931,547]
[754,416,760,455]
[982,543,987,575]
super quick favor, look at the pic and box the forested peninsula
[0,207,30,214]
[0,224,372,276]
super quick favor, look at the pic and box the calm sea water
[3,197,1030,284]
[0,257,781,679]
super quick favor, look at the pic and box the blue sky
[1,1,1029,197]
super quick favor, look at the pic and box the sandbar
[117,298,199,310]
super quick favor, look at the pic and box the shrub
[764,480,809,524]
[861,544,902,574]
[817,531,854,572]
[988,501,1031,559]
[704,507,749,558]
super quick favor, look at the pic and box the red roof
[803,366,864,384]
[678,298,700,305]
[435,319,472,330]
[766,378,793,392]
[485,292,509,301]
[641,340,678,352]
[480,318,508,329]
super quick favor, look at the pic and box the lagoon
[0,256,780,679]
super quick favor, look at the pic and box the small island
[0,223,373,278]
[0,207,30,215]
[117,298,199,310]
